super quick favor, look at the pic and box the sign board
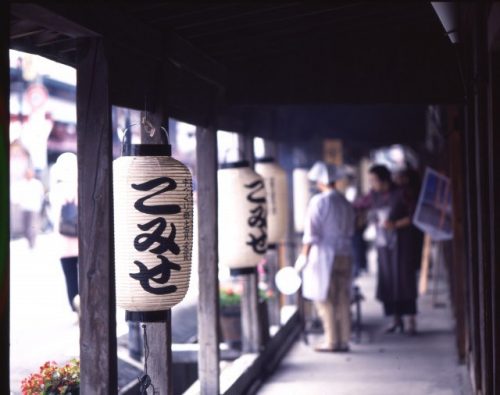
[413,167,453,241]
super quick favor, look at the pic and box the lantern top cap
[219,160,250,169]
[255,157,275,164]
[123,144,172,157]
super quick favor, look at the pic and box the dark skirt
[376,237,419,316]
[383,300,417,316]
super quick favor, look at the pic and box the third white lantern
[293,168,312,233]
[255,158,289,245]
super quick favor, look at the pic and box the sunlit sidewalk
[9,232,199,393]
[258,253,473,395]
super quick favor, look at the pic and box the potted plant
[21,359,80,395]
[219,284,242,349]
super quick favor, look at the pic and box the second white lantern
[218,160,268,274]
[255,158,289,245]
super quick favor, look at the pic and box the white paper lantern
[293,168,312,233]
[113,144,193,319]
[255,158,289,245]
[218,160,268,274]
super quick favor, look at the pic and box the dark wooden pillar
[263,140,278,160]
[464,76,482,392]
[448,111,468,362]
[241,273,262,353]
[461,7,483,389]
[487,38,500,395]
[144,320,172,395]
[76,38,117,394]
[196,125,220,395]
[0,1,10,393]
[140,112,173,395]
[473,4,494,393]
[263,140,281,327]
[239,133,255,168]
[238,133,263,353]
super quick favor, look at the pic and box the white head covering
[53,152,78,182]
[307,161,345,184]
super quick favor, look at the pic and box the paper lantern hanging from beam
[113,143,193,321]
[293,168,312,233]
[218,160,268,274]
[255,158,289,245]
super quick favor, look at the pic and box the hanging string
[142,95,156,138]
[138,324,157,395]
[141,116,156,138]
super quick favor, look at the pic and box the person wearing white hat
[295,161,355,352]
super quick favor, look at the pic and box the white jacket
[302,190,355,301]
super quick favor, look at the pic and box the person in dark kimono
[388,168,424,334]
[355,165,422,334]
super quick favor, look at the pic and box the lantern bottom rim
[230,267,257,276]
[125,310,169,323]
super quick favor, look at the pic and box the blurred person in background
[389,167,424,334]
[355,165,421,335]
[49,152,80,317]
[295,161,355,352]
[11,166,45,248]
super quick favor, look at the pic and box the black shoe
[332,344,350,353]
[384,321,405,334]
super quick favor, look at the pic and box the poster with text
[413,167,453,241]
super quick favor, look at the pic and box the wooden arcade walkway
[258,252,473,395]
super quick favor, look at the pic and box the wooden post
[76,37,117,394]
[473,4,494,392]
[144,317,173,395]
[241,272,262,353]
[239,133,255,168]
[265,247,280,327]
[238,133,262,353]
[464,91,482,391]
[196,125,220,395]
[263,140,281,327]
[448,121,469,361]
[487,8,500,390]
[139,106,173,395]
[461,12,483,388]
[488,46,500,395]
[0,2,10,393]
[418,234,432,295]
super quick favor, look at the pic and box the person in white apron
[295,161,355,352]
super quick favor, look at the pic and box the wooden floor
[258,251,473,395]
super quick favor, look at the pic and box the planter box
[220,305,242,349]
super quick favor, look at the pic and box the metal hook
[141,116,156,138]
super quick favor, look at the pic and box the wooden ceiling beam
[185,3,362,40]
[10,27,46,40]
[10,2,226,88]
[11,3,99,38]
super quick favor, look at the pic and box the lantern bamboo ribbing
[113,145,193,314]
